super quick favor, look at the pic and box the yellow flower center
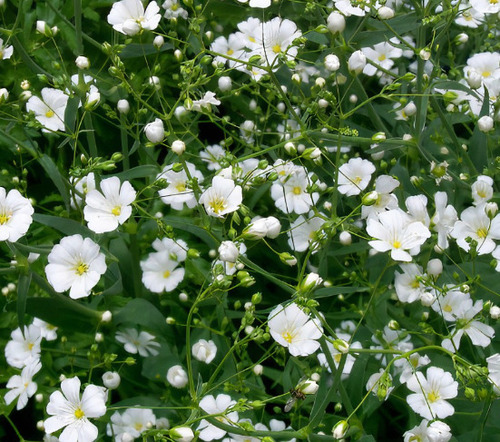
[477,190,486,198]
[28,342,34,350]
[427,391,440,403]
[490,0,497,4]
[75,262,89,275]
[392,240,401,249]
[482,71,491,78]
[334,353,342,363]
[134,423,143,431]
[477,228,488,239]
[74,408,85,419]
[176,182,186,192]
[172,3,179,10]
[378,54,386,61]
[292,186,302,195]
[443,304,452,313]
[272,44,281,54]
[411,280,420,289]
[248,36,256,43]
[0,212,12,224]
[282,331,294,343]
[45,110,55,118]
[112,206,121,216]
[208,197,226,214]
[163,270,171,279]
[353,176,362,184]
[227,49,234,56]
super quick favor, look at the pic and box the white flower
[362,40,403,76]
[361,174,399,220]
[487,353,500,393]
[102,371,121,389]
[406,367,458,419]
[0,187,34,242]
[0,38,13,60]
[238,0,271,7]
[337,157,376,196]
[271,169,319,214]
[268,303,323,356]
[171,426,195,442]
[469,0,500,13]
[163,0,188,19]
[326,11,346,33]
[432,191,458,250]
[71,173,96,209]
[366,369,393,400]
[198,394,238,441]
[107,0,161,35]
[192,339,217,363]
[75,56,90,69]
[404,420,452,442]
[478,115,494,132]
[455,3,484,28]
[367,209,431,262]
[398,353,431,384]
[334,0,370,16]
[200,144,225,170]
[115,328,160,357]
[45,234,107,299]
[218,241,240,263]
[325,54,340,72]
[84,176,136,233]
[33,318,58,341]
[108,408,156,441]
[26,87,69,132]
[45,377,107,442]
[157,162,204,210]
[431,288,471,321]
[394,263,428,303]
[287,215,325,252]
[166,365,188,388]
[5,325,42,369]
[191,91,221,112]
[472,175,494,205]
[243,216,281,240]
[4,360,42,410]
[210,34,247,69]
[450,205,500,254]
[317,333,361,379]
[141,250,185,293]
[144,118,165,143]
[199,176,243,218]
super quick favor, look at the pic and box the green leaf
[119,43,173,59]
[114,298,172,337]
[17,272,32,329]
[33,213,92,237]
[37,155,71,211]
[115,165,159,181]
[164,215,218,248]
[315,286,370,299]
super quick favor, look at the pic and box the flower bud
[490,305,500,319]
[75,55,90,69]
[315,77,326,88]
[327,11,345,33]
[218,76,232,92]
[101,310,112,323]
[420,291,435,306]
[457,32,469,44]
[284,142,297,155]
[291,73,301,84]
[153,35,165,49]
[419,49,431,60]
[333,420,348,439]
[466,69,482,89]
[167,365,189,388]
[253,364,263,375]
[333,339,349,353]
[339,231,352,245]
[218,240,239,262]
[362,191,379,206]
[0,88,8,103]
[300,272,323,292]
[486,202,498,218]
[117,99,130,114]
[144,118,165,143]
[299,380,319,395]
[324,54,340,72]
[378,6,394,19]
[171,140,186,155]
[170,427,194,442]
[174,49,183,61]
[348,50,366,74]
[478,115,494,133]
[264,216,281,238]
[279,252,297,266]
[427,258,443,277]
[102,371,121,389]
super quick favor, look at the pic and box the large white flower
[45,377,107,442]
[115,328,160,357]
[268,303,323,356]
[258,17,302,68]
[84,176,136,233]
[367,209,431,262]
[287,214,326,252]
[4,360,42,410]
[26,87,69,132]
[5,325,42,369]
[0,187,34,242]
[199,176,242,218]
[270,169,319,214]
[406,367,458,420]
[198,394,239,441]
[450,205,500,254]
[394,263,428,303]
[404,419,452,442]
[45,234,107,299]
[337,157,376,196]
[107,0,161,35]
[157,162,204,210]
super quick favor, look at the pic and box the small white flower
[75,56,90,69]
[163,0,189,19]
[116,328,160,357]
[192,339,217,364]
[33,318,58,341]
[191,91,221,112]
[84,177,136,233]
[472,175,494,205]
[0,38,13,60]
[44,377,107,442]
[406,367,458,419]
[197,394,238,441]
[166,365,188,388]
[326,11,346,33]
[199,176,243,218]
[218,241,240,263]
[337,157,376,196]
[107,408,156,441]
[140,250,185,293]
[268,303,323,356]
[4,360,42,410]
[5,325,41,369]
[432,191,458,250]
[0,187,34,242]
[324,54,340,72]
[26,87,69,132]
[144,118,165,143]
[487,353,500,393]
[107,0,161,35]
[157,162,204,210]
[45,234,107,299]
[348,50,366,74]
[200,144,225,170]
[404,420,452,442]
[394,263,428,303]
[270,169,319,214]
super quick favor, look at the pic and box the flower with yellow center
[199,176,242,218]
[0,188,34,243]
[26,87,69,132]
